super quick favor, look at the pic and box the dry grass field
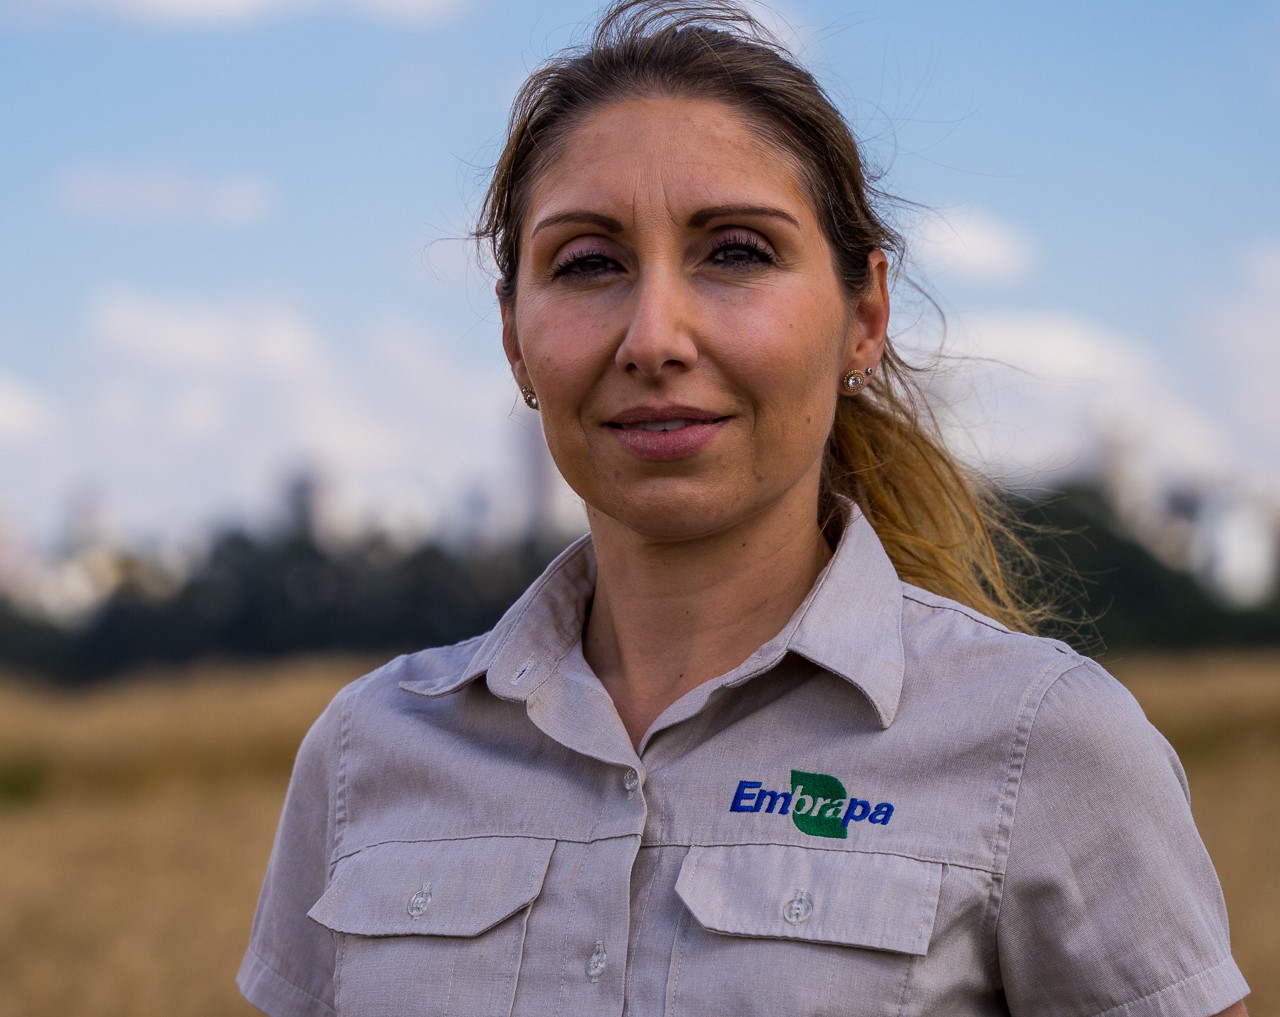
[1,650,1276,1017]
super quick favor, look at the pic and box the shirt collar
[785,506,905,728]
[400,502,905,729]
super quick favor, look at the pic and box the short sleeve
[996,661,1249,1017]
[238,691,346,1017]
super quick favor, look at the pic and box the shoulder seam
[901,586,1078,658]
[330,683,354,872]
[900,587,1010,636]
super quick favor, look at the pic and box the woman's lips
[604,412,729,460]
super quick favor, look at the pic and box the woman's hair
[476,0,1049,634]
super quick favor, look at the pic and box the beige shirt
[239,510,1247,1017]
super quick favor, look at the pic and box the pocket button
[586,940,608,983]
[782,890,813,925]
[407,882,432,919]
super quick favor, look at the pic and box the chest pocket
[308,836,554,1017]
[668,845,943,1017]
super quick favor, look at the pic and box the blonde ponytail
[823,345,1050,634]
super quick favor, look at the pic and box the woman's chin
[583,489,740,544]
[581,480,814,548]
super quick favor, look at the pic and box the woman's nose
[615,271,699,378]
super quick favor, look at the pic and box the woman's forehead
[521,95,816,233]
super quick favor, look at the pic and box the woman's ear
[498,280,530,390]
[842,250,890,371]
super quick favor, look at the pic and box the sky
[1,0,1278,550]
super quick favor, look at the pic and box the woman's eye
[710,235,774,268]
[552,251,618,279]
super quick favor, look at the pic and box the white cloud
[24,0,462,26]
[76,0,299,22]
[170,385,227,439]
[6,289,530,543]
[91,289,314,375]
[1212,243,1280,476]
[348,0,462,22]
[87,290,401,464]
[0,375,54,443]
[57,167,273,226]
[910,207,1037,285]
[914,310,1233,489]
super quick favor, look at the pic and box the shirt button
[622,768,640,793]
[407,882,432,919]
[586,940,607,983]
[783,889,813,924]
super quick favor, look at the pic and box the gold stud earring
[520,387,539,410]
[841,369,866,394]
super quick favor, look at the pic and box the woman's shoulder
[898,580,1081,671]
[894,580,1148,734]
[299,633,494,748]
[340,634,489,699]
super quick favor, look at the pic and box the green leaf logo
[789,769,848,839]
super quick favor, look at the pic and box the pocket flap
[308,837,554,938]
[676,845,942,956]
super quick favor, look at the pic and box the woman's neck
[582,503,832,749]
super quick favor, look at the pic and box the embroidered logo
[729,769,894,839]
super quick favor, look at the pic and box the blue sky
[1,0,1278,548]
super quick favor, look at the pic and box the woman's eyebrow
[531,211,624,236]
[687,204,800,229]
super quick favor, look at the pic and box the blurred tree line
[0,531,558,687]
[0,484,1276,687]
[1021,487,1279,655]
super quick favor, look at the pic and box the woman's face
[502,96,888,542]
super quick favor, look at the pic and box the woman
[239,2,1249,1014]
